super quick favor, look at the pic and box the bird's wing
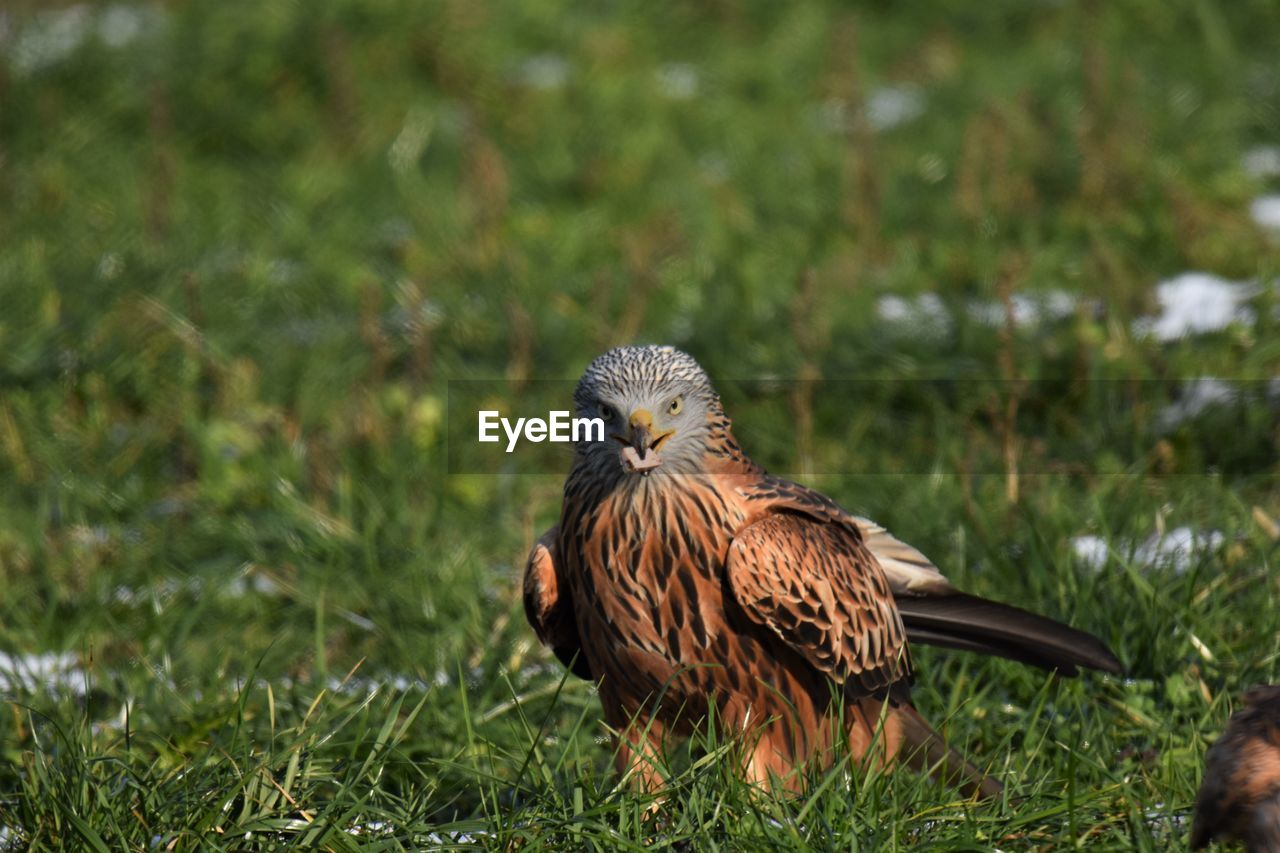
[850,516,957,595]
[523,526,592,680]
[726,512,909,696]
[740,476,1122,676]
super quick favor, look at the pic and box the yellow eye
[599,403,615,420]
[668,397,683,415]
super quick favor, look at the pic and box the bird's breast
[565,483,747,669]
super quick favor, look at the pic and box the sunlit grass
[2,0,1279,847]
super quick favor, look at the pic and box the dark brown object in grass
[1192,686,1280,852]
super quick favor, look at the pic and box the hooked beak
[614,409,675,473]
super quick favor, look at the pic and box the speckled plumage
[1192,686,1280,852]
[524,345,1121,794]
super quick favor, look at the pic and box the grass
[1,0,1279,848]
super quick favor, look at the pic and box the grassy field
[2,0,1280,848]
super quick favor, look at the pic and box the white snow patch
[0,651,86,695]
[1249,195,1280,231]
[876,293,952,337]
[226,573,284,598]
[1136,527,1225,572]
[350,826,487,846]
[424,831,480,846]
[967,290,1079,327]
[257,670,442,697]
[110,571,286,607]
[816,86,925,134]
[97,4,151,48]
[346,821,394,837]
[879,290,1083,336]
[1157,378,1237,430]
[1072,527,1225,574]
[1070,535,1111,571]
[1144,803,1187,834]
[1242,145,1280,178]
[512,54,568,90]
[866,85,925,131]
[655,63,699,100]
[97,252,125,281]
[108,575,202,606]
[69,524,111,549]
[4,5,91,72]
[1131,272,1256,341]
[3,4,163,74]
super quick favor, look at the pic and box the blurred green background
[1,0,1279,848]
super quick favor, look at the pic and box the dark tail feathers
[897,592,1123,677]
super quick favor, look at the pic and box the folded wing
[523,526,593,680]
[726,513,910,695]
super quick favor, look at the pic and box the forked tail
[896,592,1122,677]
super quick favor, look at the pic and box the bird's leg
[845,697,905,771]
[739,711,837,794]
[743,728,805,793]
[615,738,666,796]
[611,713,669,795]
[738,702,904,794]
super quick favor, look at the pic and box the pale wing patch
[852,516,956,596]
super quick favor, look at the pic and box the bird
[1192,685,1280,851]
[523,345,1122,797]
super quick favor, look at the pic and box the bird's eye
[599,403,614,421]
[668,397,683,415]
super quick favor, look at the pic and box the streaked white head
[572,345,722,482]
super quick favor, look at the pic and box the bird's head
[572,345,723,480]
